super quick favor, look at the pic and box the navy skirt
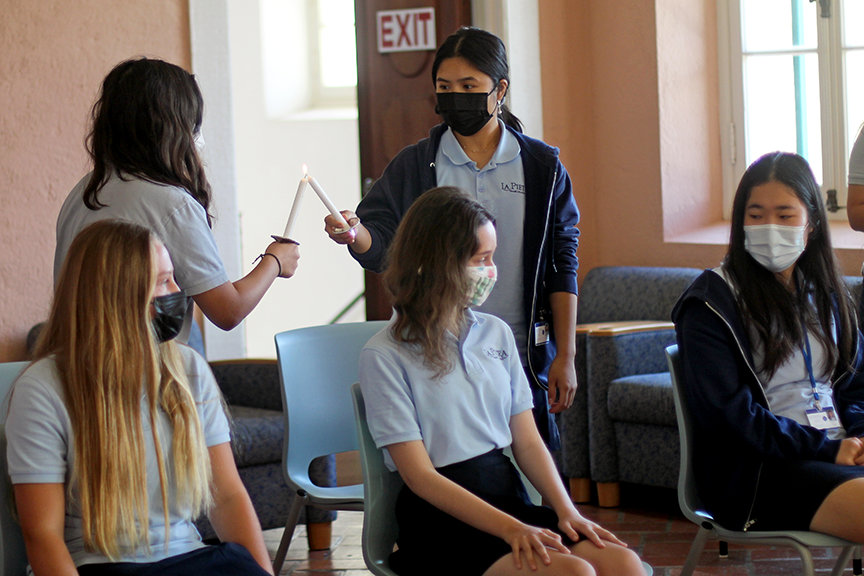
[390,448,575,576]
[749,457,864,531]
[76,542,270,576]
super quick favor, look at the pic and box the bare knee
[571,542,646,576]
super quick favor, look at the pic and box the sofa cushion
[228,406,283,467]
[607,372,676,427]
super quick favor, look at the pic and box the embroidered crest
[484,348,509,360]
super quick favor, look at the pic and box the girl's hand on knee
[505,523,570,570]
[558,512,628,549]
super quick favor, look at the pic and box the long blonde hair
[33,220,213,559]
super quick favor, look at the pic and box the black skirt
[390,448,574,576]
[748,457,864,531]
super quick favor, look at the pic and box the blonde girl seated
[359,187,645,576]
[7,220,273,576]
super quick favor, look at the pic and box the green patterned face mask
[466,265,497,307]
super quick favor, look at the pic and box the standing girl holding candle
[326,27,579,449]
[55,58,300,339]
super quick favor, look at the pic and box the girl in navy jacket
[673,152,864,539]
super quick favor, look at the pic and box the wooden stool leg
[569,477,592,503]
[597,481,620,507]
[307,521,332,551]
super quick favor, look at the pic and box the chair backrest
[578,266,702,324]
[275,321,389,490]
[0,362,30,576]
[666,345,714,527]
[351,383,402,576]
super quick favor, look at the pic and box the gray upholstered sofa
[560,266,863,507]
[194,360,335,546]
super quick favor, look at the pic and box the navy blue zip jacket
[350,123,580,391]
[672,269,864,530]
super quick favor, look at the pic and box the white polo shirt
[359,309,534,471]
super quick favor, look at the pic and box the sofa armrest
[576,320,675,336]
[586,328,678,483]
[209,359,282,411]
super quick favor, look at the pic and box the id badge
[534,322,550,346]
[806,406,841,430]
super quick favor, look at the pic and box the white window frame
[718,0,850,219]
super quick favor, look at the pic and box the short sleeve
[358,348,423,449]
[503,322,534,417]
[6,368,70,484]
[182,347,231,447]
[160,199,230,296]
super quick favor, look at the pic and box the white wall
[227,0,365,358]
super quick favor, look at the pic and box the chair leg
[597,481,620,507]
[569,477,592,503]
[854,546,862,576]
[307,521,332,551]
[829,546,857,576]
[679,526,711,576]
[273,496,305,576]
[786,541,816,576]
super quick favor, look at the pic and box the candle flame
[302,164,308,176]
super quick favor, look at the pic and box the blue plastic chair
[666,345,861,576]
[272,321,388,575]
[0,361,30,576]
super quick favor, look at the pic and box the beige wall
[0,1,190,361]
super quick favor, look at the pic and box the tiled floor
[264,485,859,576]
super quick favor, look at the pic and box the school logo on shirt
[484,348,509,360]
[501,182,525,194]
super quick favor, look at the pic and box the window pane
[320,26,357,87]
[742,0,817,52]
[319,0,354,27]
[847,49,864,155]
[844,0,864,48]
[744,53,823,181]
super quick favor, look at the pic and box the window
[718,0,864,218]
[310,0,357,107]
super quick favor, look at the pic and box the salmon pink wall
[538,0,864,285]
[0,0,190,361]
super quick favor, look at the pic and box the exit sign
[376,7,436,53]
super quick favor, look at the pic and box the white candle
[307,174,349,228]
[283,176,307,238]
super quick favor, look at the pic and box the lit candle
[282,171,308,239]
[307,174,349,229]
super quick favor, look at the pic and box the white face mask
[744,224,808,273]
[466,265,497,307]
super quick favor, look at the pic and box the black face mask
[435,87,497,137]
[152,290,190,343]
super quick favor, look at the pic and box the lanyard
[800,329,822,411]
